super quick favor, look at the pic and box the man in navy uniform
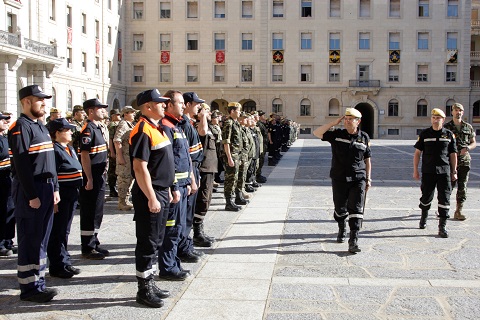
[8,85,60,302]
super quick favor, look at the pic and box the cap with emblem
[345,108,362,118]
[227,102,241,109]
[121,106,136,114]
[110,109,121,116]
[19,85,52,100]
[452,103,464,111]
[136,89,170,109]
[50,108,61,114]
[257,110,265,116]
[212,110,222,118]
[73,105,84,112]
[183,92,205,104]
[83,98,108,110]
[48,118,75,133]
[431,108,446,118]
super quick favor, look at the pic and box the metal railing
[349,80,380,87]
[0,30,57,57]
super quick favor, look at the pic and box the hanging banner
[216,50,225,63]
[67,27,73,45]
[329,50,340,63]
[389,50,400,63]
[447,50,458,63]
[160,51,170,64]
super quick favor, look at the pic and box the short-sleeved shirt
[113,119,135,156]
[322,128,371,182]
[414,126,457,174]
[79,120,108,173]
[129,116,175,188]
[444,120,475,167]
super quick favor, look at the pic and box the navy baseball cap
[0,113,11,120]
[48,118,75,132]
[183,92,205,104]
[83,98,108,111]
[19,85,52,100]
[136,89,170,109]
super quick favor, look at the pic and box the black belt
[35,177,54,183]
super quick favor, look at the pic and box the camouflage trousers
[107,156,117,189]
[452,165,470,204]
[116,155,133,200]
[235,156,250,193]
[256,151,266,177]
[223,154,240,199]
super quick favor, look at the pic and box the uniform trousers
[107,156,117,190]
[79,171,106,253]
[419,172,452,218]
[256,151,266,177]
[12,178,54,299]
[223,154,240,198]
[159,185,187,274]
[235,156,250,193]
[246,158,258,184]
[47,186,78,272]
[332,179,366,230]
[0,175,15,250]
[194,172,214,224]
[133,183,169,280]
[178,165,199,255]
[451,165,470,204]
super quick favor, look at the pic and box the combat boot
[118,198,133,211]
[348,230,361,253]
[454,202,466,220]
[235,192,249,205]
[245,184,256,193]
[419,210,428,229]
[225,198,241,211]
[438,218,449,238]
[336,220,347,243]
[193,223,214,247]
[136,278,164,308]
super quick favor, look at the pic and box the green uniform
[222,117,243,198]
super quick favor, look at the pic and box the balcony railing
[349,80,380,87]
[0,30,57,58]
[472,19,480,27]
[471,80,480,87]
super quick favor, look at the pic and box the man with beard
[8,85,60,302]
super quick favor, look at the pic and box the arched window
[272,98,282,114]
[445,99,455,117]
[388,99,399,117]
[67,90,72,111]
[82,92,87,102]
[113,99,120,110]
[417,99,428,117]
[300,98,311,116]
[51,87,56,109]
[474,102,480,117]
[328,98,340,116]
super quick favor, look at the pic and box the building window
[447,0,458,17]
[417,99,428,117]
[81,13,87,34]
[388,99,399,116]
[214,1,225,18]
[417,65,428,82]
[359,32,370,50]
[160,65,171,82]
[329,32,340,50]
[95,20,100,39]
[133,2,144,19]
[66,6,72,27]
[273,0,284,17]
[359,0,370,17]
[214,65,225,82]
[160,34,171,50]
[389,32,400,49]
[300,64,312,82]
[301,0,312,17]
[242,1,253,18]
[81,52,87,72]
[241,65,253,82]
[272,65,283,82]
[133,65,144,82]
[419,0,429,17]
[187,65,199,82]
[447,32,457,50]
[272,33,283,50]
[300,99,311,116]
[117,31,122,49]
[49,0,56,20]
[301,32,312,50]
[95,57,100,75]
[187,33,198,50]
[67,48,72,68]
[388,65,399,82]
[445,99,455,117]
[446,65,457,82]
[388,129,399,135]
[133,34,144,51]
[329,65,340,82]
[389,0,400,17]
[7,13,16,34]
[242,33,253,50]
[329,99,340,116]
[67,90,72,110]
[108,60,112,78]
[417,32,429,50]
[330,0,340,17]
[117,63,122,81]
[215,33,225,50]
[51,88,56,108]
[108,26,112,44]
[187,1,198,18]
[160,2,171,19]
[82,92,87,102]
[272,98,283,113]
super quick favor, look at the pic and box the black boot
[438,218,449,238]
[336,221,346,243]
[136,278,164,308]
[225,198,241,211]
[419,210,428,229]
[252,181,262,188]
[235,192,249,205]
[348,230,361,253]
[109,186,118,197]
[193,223,214,247]
[244,184,256,193]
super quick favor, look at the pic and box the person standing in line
[78,98,110,259]
[71,105,85,152]
[313,108,371,253]
[255,110,268,183]
[444,103,476,221]
[414,108,458,238]
[107,109,121,197]
[9,85,60,302]
[211,110,224,184]
[130,89,173,308]
[47,118,83,278]
[114,106,137,211]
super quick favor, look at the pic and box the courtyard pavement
[1,138,480,320]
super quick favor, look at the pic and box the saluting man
[8,85,60,302]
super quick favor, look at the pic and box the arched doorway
[240,99,256,113]
[211,99,228,113]
[354,102,374,138]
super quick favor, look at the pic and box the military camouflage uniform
[444,120,476,203]
[71,119,84,153]
[237,125,253,192]
[222,117,243,199]
[113,119,135,205]
[107,121,119,192]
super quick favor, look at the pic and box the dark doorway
[355,103,374,138]
[242,100,256,113]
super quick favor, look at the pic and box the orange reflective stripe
[58,172,82,180]
[189,144,202,153]
[28,143,54,152]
